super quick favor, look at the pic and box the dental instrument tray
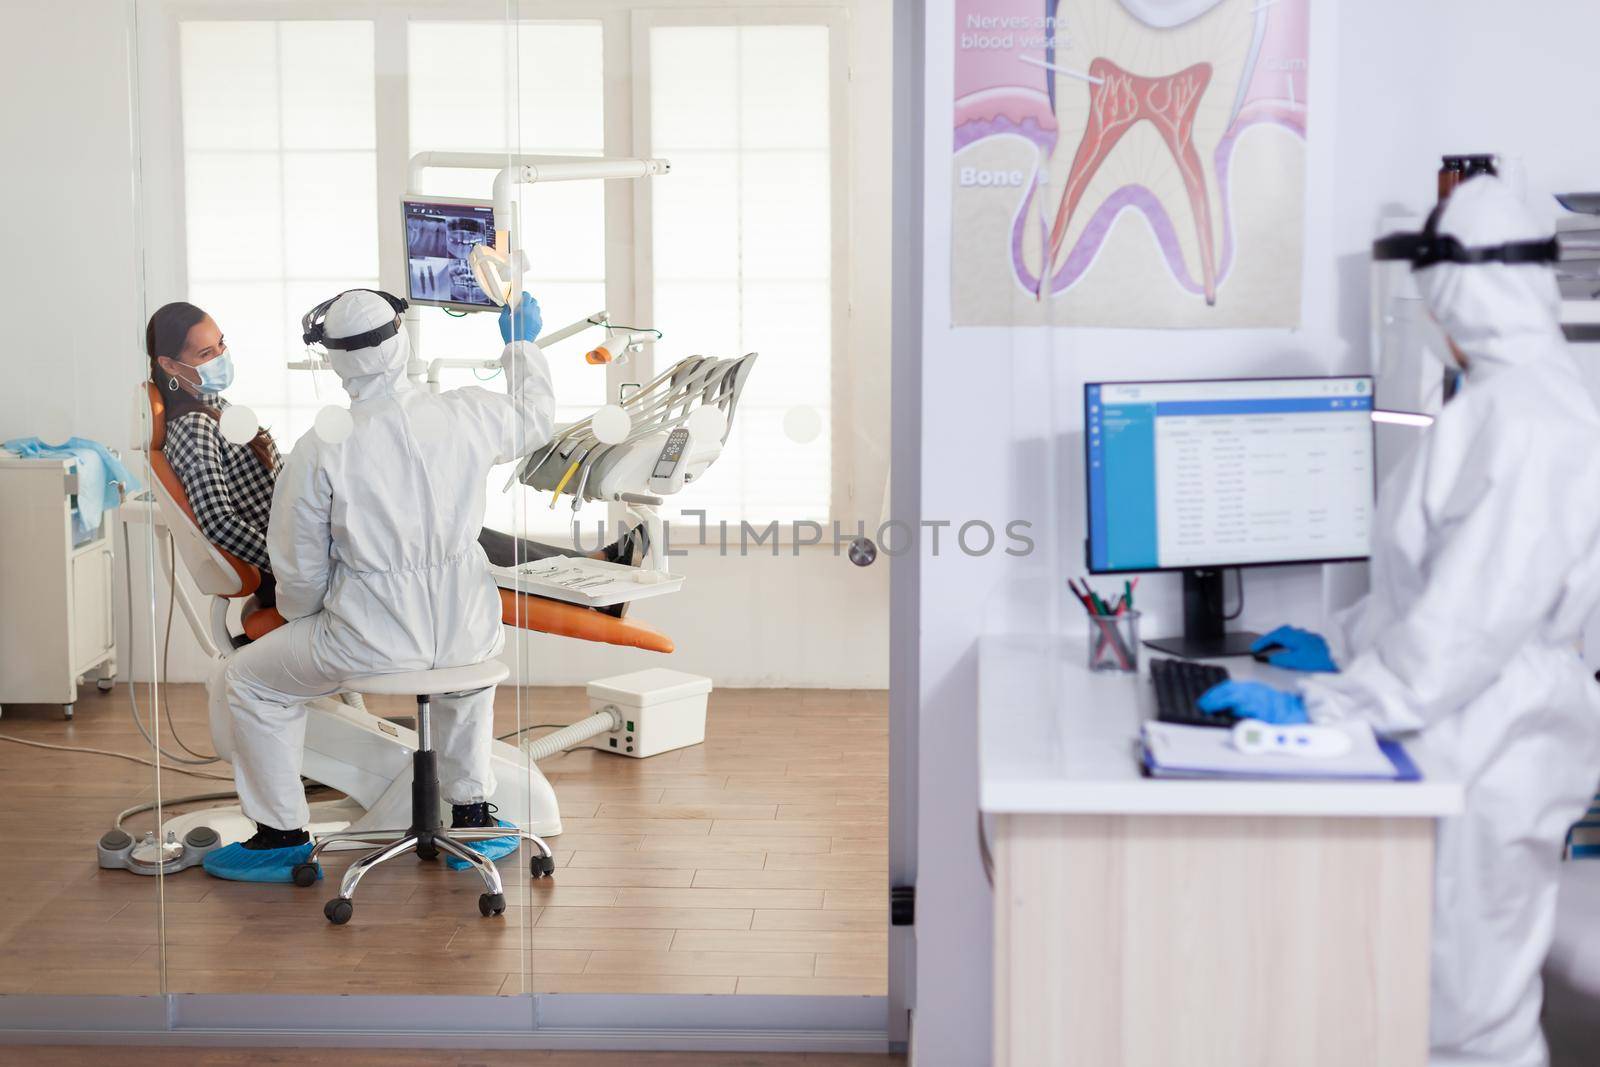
[490,556,683,608]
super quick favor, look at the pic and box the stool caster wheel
[416,843,439,862]
[479,892,506,917]
[292,863,320,887]
[532,854,556,879]
[324,898,354,925]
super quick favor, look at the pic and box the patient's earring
[169,376,180,391]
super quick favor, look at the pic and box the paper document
[490,556,684,608]
[1141,720,1415,781]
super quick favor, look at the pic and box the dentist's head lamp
[1372,203,1560,271]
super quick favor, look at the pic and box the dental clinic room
[7,1,1600,1065]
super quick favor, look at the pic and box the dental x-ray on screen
[404,196,497,311]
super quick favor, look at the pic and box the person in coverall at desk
[1200,175,1600,1067]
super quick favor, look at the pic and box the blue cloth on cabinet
[3,436,141,533]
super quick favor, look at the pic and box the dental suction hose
[521,707,624,761]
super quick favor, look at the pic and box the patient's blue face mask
[190,350,234,394]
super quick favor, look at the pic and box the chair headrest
[138,381,166,452]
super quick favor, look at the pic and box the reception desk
[978,636,1463,1067]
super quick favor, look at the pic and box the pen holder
[1086,610,1141,674]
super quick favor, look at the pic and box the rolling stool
[291,660,556,925]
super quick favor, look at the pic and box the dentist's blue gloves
[1197,680,1310,725]
[498,291,542,344]
[1251,625,1338,673]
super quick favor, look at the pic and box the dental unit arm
[399,151,668,382]
[421,310,615,391]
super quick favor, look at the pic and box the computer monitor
[1084,376,1375,657]
[402,195,498,312]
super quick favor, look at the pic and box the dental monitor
[403,195,498,312]
[1085,376,1375,657]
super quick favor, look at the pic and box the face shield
[299,289,413,395]
[301,289,409,352]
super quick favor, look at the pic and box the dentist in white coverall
[202,289,553,883]
[1201,176,1600,1066]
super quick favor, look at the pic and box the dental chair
[110,354,752,878]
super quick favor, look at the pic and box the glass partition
[504,4,889,1000]
[131,0,541,997]
[122,0,891,1013]
[0,1,162,997]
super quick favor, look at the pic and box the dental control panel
[649,427,691,495]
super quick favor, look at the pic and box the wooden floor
[0,683,887,998]
[3,1050,902,1066]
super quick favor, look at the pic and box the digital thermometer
[1230,720,1353,759]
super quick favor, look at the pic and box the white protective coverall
[1301,176,1600,1067]
[215,290,554,831]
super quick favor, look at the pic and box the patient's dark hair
[145,301,276,471]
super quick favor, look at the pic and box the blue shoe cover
[446,819,520,870]
[202,840,319,883]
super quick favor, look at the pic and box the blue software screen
[1086,378,1373,572]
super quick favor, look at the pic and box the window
[179,20,378,452]
[170,8,846,536]
[408,20,607,536]
[648,23,834,525]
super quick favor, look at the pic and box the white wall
[0,3,141,448]
[0,1,161,689]
[0,0,892,691]
[910,1,1600,1063]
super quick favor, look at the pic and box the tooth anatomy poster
[952,0,1310,328]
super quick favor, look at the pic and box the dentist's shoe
[446,802,520,870]
[202,826,319,883]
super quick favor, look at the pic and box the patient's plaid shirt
[163,397,281,570]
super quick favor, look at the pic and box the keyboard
[1150,657,1235,728]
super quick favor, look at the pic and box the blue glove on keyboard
[1251,625,1337,672]
[498,291,542,344]
[1197,680,1310,725]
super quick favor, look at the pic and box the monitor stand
[1143,568,1260,659]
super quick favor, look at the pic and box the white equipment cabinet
[0,455,118,719]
